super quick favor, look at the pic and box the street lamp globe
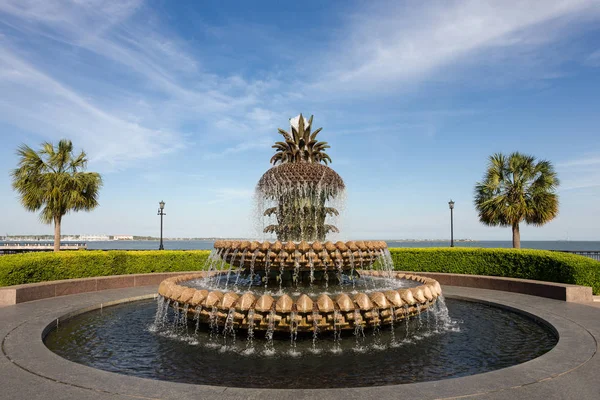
[448,200,455,210]
[159,200,165,210]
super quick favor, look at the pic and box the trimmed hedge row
[0,250,211,287]
[388,247,600,294]
[1,248,598,295]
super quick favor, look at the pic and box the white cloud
[560,182,600,191]
[207,188,255,204]
[202,139,272,160]
[1,0,599,172]
[0,0,287,169]
[558,156,600,168]
[557,154,600,191]
[585,49,600,67]
[0,47,184,170]
[0,0,141,36]
[313,0,600,92]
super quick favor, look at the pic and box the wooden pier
[0,242,87,254]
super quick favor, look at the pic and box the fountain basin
[157,270,442,332]
[42,291,560,389]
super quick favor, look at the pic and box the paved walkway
[1,285,599,399]
[586,295,600,308]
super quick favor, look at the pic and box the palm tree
[474,152,559,248]
[11,139,103,252]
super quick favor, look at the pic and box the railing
[553,250,600,262]
[0,242,87,254]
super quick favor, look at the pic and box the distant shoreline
[3,239,600,252]
[4,238,600,242]
[3,237,477,242]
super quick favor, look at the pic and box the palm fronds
[474,152,559,247]
[271,114,332,165]
[11,139,103,250]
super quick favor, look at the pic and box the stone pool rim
[1,285,599,399]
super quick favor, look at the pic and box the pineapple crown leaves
[270,114,332,165]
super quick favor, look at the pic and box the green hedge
[1,248,599,295]
[388,247,600,294]
[0,250,211,287]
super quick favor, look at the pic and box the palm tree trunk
[53,215,61,252]
[512,222,521,249]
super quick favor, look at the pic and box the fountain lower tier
[157,270,442,332]
[213,240,389,271]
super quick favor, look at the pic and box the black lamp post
[448,199,455,247]
[158,201,166,250]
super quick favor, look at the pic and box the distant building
[113,235,134,240]
[80,234,110,241]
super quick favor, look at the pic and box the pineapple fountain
[42,114,558,390]
[157,114,442,337]
[41,114,558,389]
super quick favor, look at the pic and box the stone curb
[402,271,593,302]
[1,271,593,306]
[0,272,199,306]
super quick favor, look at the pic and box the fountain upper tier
[213,239,388,271]
[257,162,345,197]
[257,162,345,242]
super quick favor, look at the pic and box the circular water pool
[44,297,557,389]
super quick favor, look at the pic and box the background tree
[11,139,103,252]
[474,152,559,248]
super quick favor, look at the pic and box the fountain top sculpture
[269,113,333,165]
[258,114,344,242]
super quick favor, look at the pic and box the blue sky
[0,0,599,240]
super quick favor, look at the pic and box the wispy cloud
[560,182,600,191]
[140,171,205,184]
[558,156,600,168]
[202,139,272,160]
[1,0,599,172]
[2,1,599,239]
[312,0,600,93]
[0,46,184,169]
[585,49,600,67]
[0,0,285,169]
[557,154,600,191]
[206,188,254,205]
